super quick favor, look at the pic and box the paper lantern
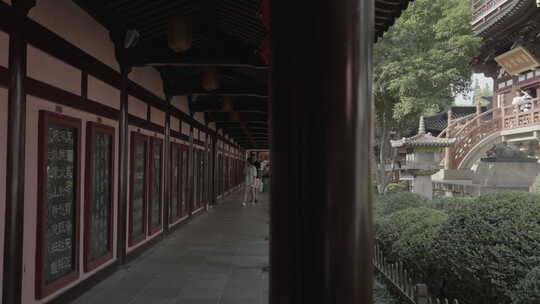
[168,15,192,53]
[231,112,241,121]
[201,68,220,91]
[222,97,234,112]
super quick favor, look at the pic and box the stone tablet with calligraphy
[132,141,146,238]
[90,132,112,260]
[151,141,162,228]
[181,147,188,215]
[170,145,179,220]
[45,124,77,283]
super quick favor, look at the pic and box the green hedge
[385,182,408,194]
[374,192,430,218]
[376,207,448,284]
[429,196,473,212]
[433,192,540,303]
[375,191,540,303]
[512,267,540,304]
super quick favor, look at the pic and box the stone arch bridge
[439,98,540,170]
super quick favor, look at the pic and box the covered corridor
[0,0,412,303]
[71,192,269,304]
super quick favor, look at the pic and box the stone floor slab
[71,191,269,304]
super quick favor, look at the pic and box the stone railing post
[476,103,482,127]
[414,284,429,304]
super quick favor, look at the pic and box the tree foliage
[375,0,481,123]
[373,0,481,192]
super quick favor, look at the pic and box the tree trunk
[377,117,390,194]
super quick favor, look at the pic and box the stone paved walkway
[72,190,269,304]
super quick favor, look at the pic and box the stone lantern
[390,117,456,199]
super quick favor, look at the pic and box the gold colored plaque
[495,46,540,75]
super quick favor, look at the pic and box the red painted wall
[0,1,242,303]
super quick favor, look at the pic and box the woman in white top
[512,90,533,112]
[242,157,258,206]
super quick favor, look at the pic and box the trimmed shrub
[376,207,448,284]
[429,196,474,212]
[386,182,408,194]
[433,192,540,303]
[511,267,540,304]
[374,192,430,218]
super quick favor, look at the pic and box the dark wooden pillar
[188,126,194,215]
[270,1,374,304]
[117,65,131,264]
[210,134,217,205]
[3,2,34,303]
[163,96,171,233]
[205,130,211,208]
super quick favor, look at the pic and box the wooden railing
[502,98,540,129]
[373,243,459,304]
[438,98,540,168]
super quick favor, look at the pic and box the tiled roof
[472,0,532,37]
[424,106,488,133]
[391,116,456,148]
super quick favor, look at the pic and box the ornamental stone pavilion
[391,117,456,199]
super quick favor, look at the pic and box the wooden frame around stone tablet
[148,137,163,236]
[84,122,115,272]
[35,110,82,299]
[170,142,183,221]
[128,132,148,247]
[199,148,205,208]
[192,148,198,210]
[180,144,189,218]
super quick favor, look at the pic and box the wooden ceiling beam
[123,35,268,69]
[169,86,268,98]
[190,96,267,113]
[240,121,256,147]
[206,112,267,123]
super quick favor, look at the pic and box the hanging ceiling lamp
[231,112,241,121]
[201,67,220,91]
[222,96,234,112]
[168,15,192,53]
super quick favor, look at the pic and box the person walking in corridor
[242,157,258,206]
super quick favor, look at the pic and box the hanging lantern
[168,15,192,53]
[231,112,241,121]
[222,96,234,112]
[201,68,220,91]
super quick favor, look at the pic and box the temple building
[431,0,540,194]
[471,0,540,107]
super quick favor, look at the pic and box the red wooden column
[188,126,194,215]
[270,1,374,303]
[163,96,172,233]
[444,110,453,170]
[210,134,217,205]
[3,1,34,303]
[116,65,131,264]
